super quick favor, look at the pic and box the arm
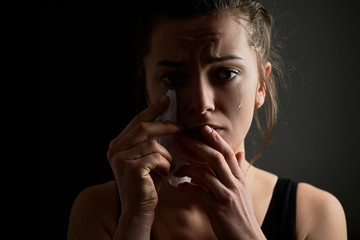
[67,95,182,240]
[67,183,118,240]
[67,182,156,240]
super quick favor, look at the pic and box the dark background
[43,1,360,239]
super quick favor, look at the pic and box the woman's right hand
[107,95,182,238]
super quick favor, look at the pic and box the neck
[234,141,256,183]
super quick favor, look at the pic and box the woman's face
[144,15,269,153]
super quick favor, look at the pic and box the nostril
[189,100,215,114]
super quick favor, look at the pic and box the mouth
[183,124,223,140]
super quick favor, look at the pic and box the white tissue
[153,90,191,187]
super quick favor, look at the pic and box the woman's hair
[133,0,285,164]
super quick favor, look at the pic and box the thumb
[235,152,248,178]
[235,152,246,166]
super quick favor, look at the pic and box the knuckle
[223,147,234,159]
[137,121,149,132]
[108,150,125,165]
[220,190,235,205]
[202,169,214,181]
[213,133,221,143]
[152,152,163,160]
[211,151,224,165]
[144,139,157,148]
[109,139,116,148]
[106,148,116,163]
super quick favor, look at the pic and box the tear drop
[238,100,243,109]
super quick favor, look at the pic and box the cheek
[223,84,256,149]
[145,74,168,105]
[144,55,169,105]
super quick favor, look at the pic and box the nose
[187,79,215,115]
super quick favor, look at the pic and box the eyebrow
[156,60,184,68]
[156,55,243,68]
[207,55,244,63]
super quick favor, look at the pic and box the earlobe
[255,83,266,109]
[255,86,266,109]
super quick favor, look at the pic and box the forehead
[147,15,251,61]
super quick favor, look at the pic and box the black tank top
[120,177,298,240]
[261,177,298,240]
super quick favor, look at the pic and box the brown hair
[133,0,285,164]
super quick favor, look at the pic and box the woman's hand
[175,125,266,240]
[107,95,182,239]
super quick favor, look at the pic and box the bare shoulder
[67,180,119,240]
[296,182,347,240]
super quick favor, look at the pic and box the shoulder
[67,180,119,240]
[296,182,347,240]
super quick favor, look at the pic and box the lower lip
[213,128,223,134]
[185,127,224,138]
[206,126,223,135]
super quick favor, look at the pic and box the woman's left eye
[214,68,240,80]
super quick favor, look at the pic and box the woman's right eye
[161,72,185,86]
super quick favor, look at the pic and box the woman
[67,0,347,239]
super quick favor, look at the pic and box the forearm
[113,212,154,240]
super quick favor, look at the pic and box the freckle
[238,100,243,110]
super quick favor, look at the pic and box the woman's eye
[216,69,239,80]
[161,72,184,85]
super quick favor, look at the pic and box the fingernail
[203,125,213,135]
[160,95,169,105]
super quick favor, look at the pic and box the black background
[43,1,360,239]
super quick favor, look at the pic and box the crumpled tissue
[153,89,191,187]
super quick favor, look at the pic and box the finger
[119,121,182,151]
[109,139,174,169]
[175,165,226,200]
[126,139,172,161]
[180,136,235,187]
[201,125,243,179]
[131,152,172,177]
[235,152,246,178]
[150,171,163,193]
[110,95,171,146]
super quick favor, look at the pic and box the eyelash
[160,67,241,86]
[160,71,185,86]
[213,67,241,81]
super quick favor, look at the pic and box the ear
[256,62,271,108]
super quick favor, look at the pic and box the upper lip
[181,123,223,140]
[184,123,222,131]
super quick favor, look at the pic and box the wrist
[114,211,155,240]
[121,210,155,228]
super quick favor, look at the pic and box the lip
[183,124,223,139]
[186,123,222,130]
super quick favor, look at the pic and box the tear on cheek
[238,100,243,110]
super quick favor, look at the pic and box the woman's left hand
[174,125,266,240]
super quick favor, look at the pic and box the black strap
[261,178,298,240]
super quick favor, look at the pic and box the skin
[144,16,266,153]
[67,15,347,240]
